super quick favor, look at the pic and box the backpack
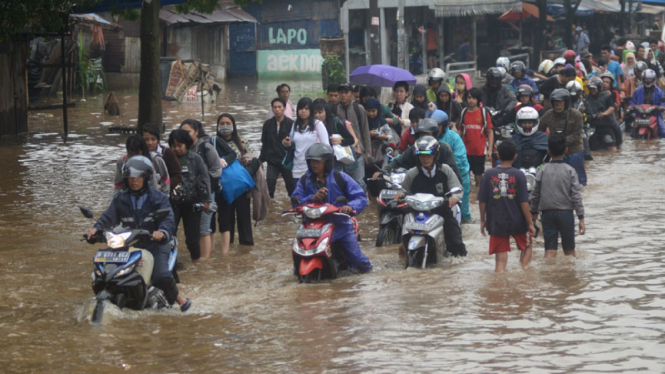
[170,154,208,205]
[458,107,489,138]
[299,171,348,196]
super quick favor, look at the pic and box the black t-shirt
[584,91,616,126]
[477,167,530,236]
[538,76,565,99]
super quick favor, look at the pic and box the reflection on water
[1,78,665,373]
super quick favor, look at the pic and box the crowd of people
[86,38,665,309]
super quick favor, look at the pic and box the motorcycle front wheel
[91,299,105,325]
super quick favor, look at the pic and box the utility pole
[369,0,381,65]
[397,0,406,69]
[564,0,574,49]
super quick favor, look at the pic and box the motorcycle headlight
[406,197,444,211]
[105,232,131,249]
[303,206,327,219]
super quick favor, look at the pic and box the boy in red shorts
[478,139,536,273]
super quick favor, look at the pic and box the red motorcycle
[629,104,661,140]
[284,196,358,283]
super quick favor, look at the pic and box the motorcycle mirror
[290,196,301,205]
[152,209,171,223]
[445,187,463,197]
[80,207,94,219]
[335,196,348,205]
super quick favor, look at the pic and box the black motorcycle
[81,207,179,325]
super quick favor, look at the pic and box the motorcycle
[80,207,179,325]
[284,196,358,283]
[401,188,462,269]
[587,113,617,150]
[628,104,660,140]
[374,166,409,247]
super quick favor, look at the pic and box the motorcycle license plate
[380,190,398,199]
[296,228,323,238]
[635,119,651,127]
[94,250,130,263]
[406,222,429,231]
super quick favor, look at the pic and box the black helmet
[486,67,503,84]
[509,61,526,76]
[305,143,334,173]
[516,84,534,99]
[587,76,603,92]
[414,136,440,167]
[550,88,571,110]
[122,155,154,194]
[416,118,439,138]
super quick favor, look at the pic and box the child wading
[478,140,536,273]
[530,134,585,257]
[458,87,494,187]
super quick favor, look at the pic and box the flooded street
[1,78,665,373]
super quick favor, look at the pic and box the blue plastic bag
[220,160,256,203]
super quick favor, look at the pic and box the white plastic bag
[333,144,355,165]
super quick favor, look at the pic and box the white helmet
[516,107,540,137]
[553,57,566,68]
[643,69,657,87]
[496,56,511,69]
[428,68,446,82]
[566,80,583,101]
[538,59,554,74]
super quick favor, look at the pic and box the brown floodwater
[1,78,665,373]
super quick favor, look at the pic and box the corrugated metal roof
[160,6,257,26]
[432,0,522,17]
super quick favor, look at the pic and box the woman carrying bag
[213,113,258,254]
[283,97,330,180]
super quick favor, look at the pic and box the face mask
[218,126,233,137]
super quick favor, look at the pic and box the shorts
[427,49,438,57]
[467,155,486,176]
[489,233,532,255]
[541,210,575,251]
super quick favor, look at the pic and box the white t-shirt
[291,120,329,178]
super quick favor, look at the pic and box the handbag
[281,123,296,170]
[220,160,256,204]
[333,144,355,164]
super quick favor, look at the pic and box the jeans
[461,171,471,220]
[173,203,201,260]
[199,192,215,236]
[266,162,296,198]
[610,115,623,147]
[564,150,587,186]
[343,154,366,190]
[331,223,372,272]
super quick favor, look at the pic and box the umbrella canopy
[499,2,555,22]
[349,65,417,87]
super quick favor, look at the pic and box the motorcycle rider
[496,57,514,85]
[495,85,545,128]
[481,67,517,125]
[539,65,577,105]
[538,89,587,186]
[430,110,472,223]
[86,156,191,312]
[622,60,647,99]
[394,136,467,257]
[374,118,462,185]
[509,61,538,93]
[427,68,447,103]
[512,107,549,169]
[629,69,665,138]
[291,144,372,273]
[584,77,619,151]
[567,80,593,160]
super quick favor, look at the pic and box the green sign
[257,49,324,79]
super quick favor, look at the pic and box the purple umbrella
[349,65,417,87]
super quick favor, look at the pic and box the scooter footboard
[129,248,153,287]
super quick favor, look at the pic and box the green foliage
[323,55,346,86]
[76,32,105,98]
